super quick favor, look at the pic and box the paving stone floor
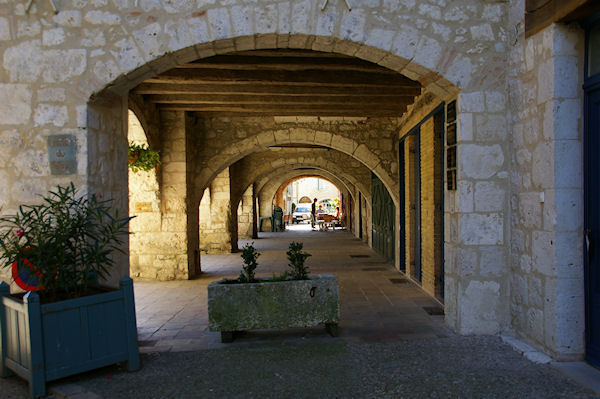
[134,224,450,353]
[2,225,599,398]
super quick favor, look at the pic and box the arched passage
[193,128,399,208]
[86,38,479,335]
[2,0,588,362]
[81,25,511,340]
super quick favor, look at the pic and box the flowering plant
[0,183,132,302]
[128,142,160,172]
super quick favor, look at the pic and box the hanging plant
[128,142,160,172]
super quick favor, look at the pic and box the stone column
[87,96,129,285]
[444,90,510,335]
[199,168,233,254]
[153,110,194,280]
[258,190,273,232]
[237,185,254,240]
[508,21,585,359]
[252,183,259,239]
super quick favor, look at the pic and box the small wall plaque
[47,134,77,175]
[134,202,153,212]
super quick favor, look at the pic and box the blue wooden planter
[0,276,140,398]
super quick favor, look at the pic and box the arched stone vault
[257,169,354,213]
[228,147,372,209]
[3,0,588,364]
[258,170,350,206]
[256,167,353,206]
[233,163,358,215]
[255,165,356,202]
[192,124,399,207]
[2,0,522,346]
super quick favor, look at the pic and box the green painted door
[372,173,395,261]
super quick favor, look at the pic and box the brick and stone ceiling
[132,49,421,117]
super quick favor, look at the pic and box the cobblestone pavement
[1,226,599,398]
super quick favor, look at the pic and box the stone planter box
[208,274,340,342]
[0,277,140,398]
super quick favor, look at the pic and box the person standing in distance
[311,198,317,229]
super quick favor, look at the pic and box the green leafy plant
[239,243,260,283]
[0,183,133,302]
[128,142,161,173]
[287,242,311,280]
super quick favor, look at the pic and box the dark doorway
[399,142,406,272]
[584,17,600,368]
[372,173,395,261]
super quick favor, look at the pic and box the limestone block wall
[508,6,585,359]
[443,88,511,334]
[188,116,401,204]
[87,99,130,286]
[199,167,233,254]
[358,192,372,247]
[257,171,352,228]
[127,111,162,279]
[0,0,527,338]
[398,81,511,334]
[229,147,371,207]
[130,111,192,280]
[238,185,253,240]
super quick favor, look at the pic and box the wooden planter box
[208,274,340,342]
[0,277,140,398]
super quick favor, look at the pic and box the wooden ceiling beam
[177,111,404,117]
[145,93,414,106]
[158,103,407,115]
[132,83,421,96]
[145,68,420,88]
[525,0,600,37]
[179,55,396,73]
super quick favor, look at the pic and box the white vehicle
[292,206,312,224]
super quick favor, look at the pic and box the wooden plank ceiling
[525,0,600,37]
[132,50,421,117]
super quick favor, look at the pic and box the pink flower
[16,229,23,237]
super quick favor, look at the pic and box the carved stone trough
[208,274,340,342]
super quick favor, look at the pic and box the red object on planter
[12,258,44,291]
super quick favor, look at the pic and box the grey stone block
[208,274,340,335]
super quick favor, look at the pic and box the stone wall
[508,0,585,359]
[237,185,253,240]
[199,168,233,254]
[258,171,352,221]
[188,116,401,204]
[3,0,575,344]
[127,110,162,280]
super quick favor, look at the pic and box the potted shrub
[208,242,339,342]
[128,142,160,173]
[0,184,139,398]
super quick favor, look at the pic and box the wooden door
[372,173,395,261]
[585,74,600,367]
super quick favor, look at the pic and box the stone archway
[85,32,497,338]
[3,0,513,339]
[3,0,591,362]
[194,127,399,206]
